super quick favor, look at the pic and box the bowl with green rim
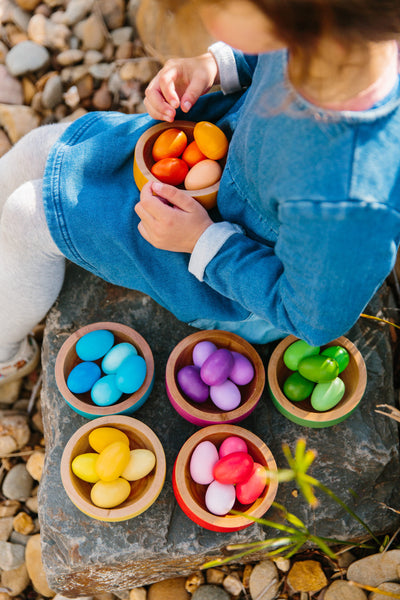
[267,335,367,428]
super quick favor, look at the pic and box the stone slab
[39,263,400,596]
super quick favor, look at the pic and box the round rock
[148,577,190,600]
[5,41,50,76]
[347,550,400,588]
[325,580,367,600]
[249,560,279,600]
[370,582,400,600]
[2,463,34,501]
[0,541,25,570]
[191,585,230,600]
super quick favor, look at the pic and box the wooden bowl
[268,335,367,428]
[60,415,166,521]
[133,121,223,210]
[172,424,278,532]
[165,330,265,426]
[55,322,154,419]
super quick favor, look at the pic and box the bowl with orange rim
[133,120,229,210]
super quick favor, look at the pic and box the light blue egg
[101,342,138,374]
[91,374,123,406]
[75,329,114,361]
[67,361,101,394]
[115,355,147,394]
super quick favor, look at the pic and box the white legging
[0,123,70,361]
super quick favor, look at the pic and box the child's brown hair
[163,0,400,50]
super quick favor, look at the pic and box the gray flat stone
[39,263,400,595]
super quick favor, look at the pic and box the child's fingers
[143,96,175,122]
[150,182,199,212]
[158,68,181,109]
[180,77,209,113]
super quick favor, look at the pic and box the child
[1,0,400,387]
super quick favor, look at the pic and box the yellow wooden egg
[122,449,156,481]
[90,478,131,508]
[95,441,130,482]
[71,453,100,483]
[88,427,130,453]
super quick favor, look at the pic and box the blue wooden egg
[115,355,147,394]
[67,361,101,394]
[75,329,114,361]
[101,342,138,374]
[91,374,123,406]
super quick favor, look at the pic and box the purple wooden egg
[177,365,209,403]
[210,379,241,411]
[200,348,234,386]
[192,340,218,368]
[229,351,255,386]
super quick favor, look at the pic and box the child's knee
[1,180,49,248]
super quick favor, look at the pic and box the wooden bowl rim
[268,335,367,423]
[60,415,166,520]
[174,424,278,529]
[55,321,155,416]
[165,330,265,422]
[134,120,221,197]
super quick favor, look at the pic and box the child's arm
[188,199,400,346]
[144,52,220,122]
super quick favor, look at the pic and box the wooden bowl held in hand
[172,424,278,532]
[268,335,367,428]
[165,330,265,426]
[133,121,223,210]
[60,415,166,522]
[55,322,155,419]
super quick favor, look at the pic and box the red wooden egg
[213,451,254,485]
[236,462,268,505]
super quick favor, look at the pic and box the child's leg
[0,123,69,215]
[0,179,66,362]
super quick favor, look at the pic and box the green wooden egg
[283,372,315,402]
[321,346,350,373]
[283,340,320,371]
[298,355,339,383]
[310,377,345,411]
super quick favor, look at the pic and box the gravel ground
[1,0,400,598]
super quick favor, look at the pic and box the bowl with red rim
[133,120,226,210]
[165,330,266,426]
[55,321,155,419]
[172,424,278,532]
[268,335,367,428]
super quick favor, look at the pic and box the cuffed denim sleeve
[189,221,244,281]
[200,200,400,346]
[208,42,258,93]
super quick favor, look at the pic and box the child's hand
[135,181,213,253]
[144,53,219,122]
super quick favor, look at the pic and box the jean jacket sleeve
[208,42,258,94]
[190,200,400,345]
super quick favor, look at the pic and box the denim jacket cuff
[189,221,244,281]
[208,42,241,94]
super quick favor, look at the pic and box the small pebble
[2,464,34,501]
[249,560,279,600]
[347,550,400,587]
[13,511,35,535]
[0,540,25,570]
[191,585,230,600]
[324,580,367,600]
[222,573,243,596]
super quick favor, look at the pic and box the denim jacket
[43,46,400,345]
